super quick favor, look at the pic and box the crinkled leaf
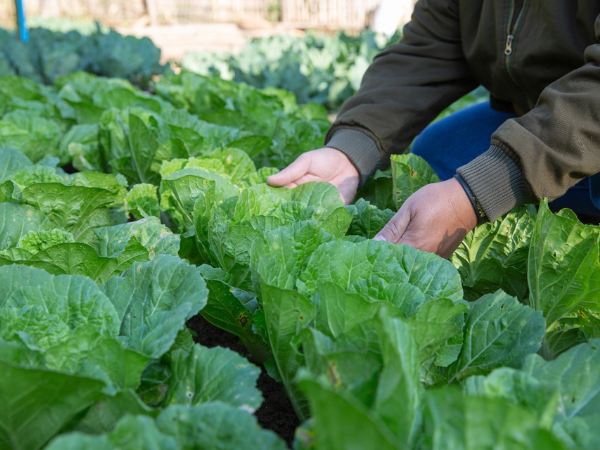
[448,291,545,382]
[527,200,600,359]
[391,153,440,208]
[124,183,160,220]
[102,255,208,358]
[165,344,263,412]
[453,205,536,301]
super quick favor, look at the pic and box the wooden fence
[0,0,413,29]
[281,0,382,30]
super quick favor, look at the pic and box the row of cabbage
[0,70,599,450]
[0,25,168,87]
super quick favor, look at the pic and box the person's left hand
[373,177,478,258]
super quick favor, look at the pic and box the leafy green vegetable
[453,205,537,301]
[391,153,440,209]
[527,200,600,359]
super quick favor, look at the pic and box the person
[267,1,600,258]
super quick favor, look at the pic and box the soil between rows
[186,314,300,448]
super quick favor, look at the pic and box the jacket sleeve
[458,14,600,221]
[325,0,478,185]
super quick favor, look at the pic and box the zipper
[505,0,533,108]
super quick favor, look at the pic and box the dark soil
[186,314,300,448]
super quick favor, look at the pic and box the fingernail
[373,235,386,242]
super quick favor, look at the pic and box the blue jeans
[411,101,600,217]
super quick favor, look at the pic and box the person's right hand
[267,148,360,205]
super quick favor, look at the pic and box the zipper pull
[505,35,514,55]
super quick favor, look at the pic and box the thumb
[373,209,411,244]
[267,155,310,187]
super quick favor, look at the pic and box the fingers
[373,209,411,244]
[267,155,310,187]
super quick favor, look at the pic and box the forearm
[327,0,478,177]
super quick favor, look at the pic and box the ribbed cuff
[456,146,535,222]
[325,129,381,187]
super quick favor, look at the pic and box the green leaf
[197,265,270,362]
[250,220,335,288]
[448,291,545,382]
[165,344,263,411]
[523,339,600,422]
[0,273,119,351]
[313,282,381,339]
[422,388,566,450]
[462,368,559,429]
[258,281,315,419]
[407,299,468,365]
[0,147,32,182]
[22,183,117,245]
[94,217,180,259]
[452,205,536,301]
[298,239,463,313]
[156,403,288,450]
[0,264,52,306]
[0,243,119,284]
[527,200,600,359]
[102,255,208,358]
[124,183,160,220]
[346,198,395,239]
[374,314,422,446]
[0,353,105,450]
[75,389,158,435]
[128,112,160,185]
[355,169,395,211]
[391,153,440,209]
[298,375,400,450]
[0,203,50,251]
[47,414,176,450]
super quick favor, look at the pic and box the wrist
[451,175,483,228]
[323,147,360,179]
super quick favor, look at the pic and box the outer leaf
[165,344,263,412]
[422,388,566,450]
[522,339,600,422]
[0,274,119,350]
[156,403,288,450]
[462,368,559,429]
[102,255,208,358]
[0,147,32,182]
[301,324,383,406]
[128,112,160,185]
[95,217,180,259]
[298,239,463,311]
[0,264,52,306]
[374,314,422,446]
[298,375,400,450]
[197,265,270,362]
[452,205,536,301]
[527,200,600,358]
[258,280,315,418]
[124,183,160,219]
[407,299,468,365]
[47,414,176,450]
[0,348,105,450]
[391,153,440,208]
[0,203,49,251]
[21,183,116,245]
[448,291,545,382]
[346,198,395,239]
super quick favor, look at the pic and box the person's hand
[374,178,478,258]
[267,148,359,205]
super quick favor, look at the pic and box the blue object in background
[411,100,600,218]
[15,0,28,42]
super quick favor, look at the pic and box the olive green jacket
[325,0,600,221]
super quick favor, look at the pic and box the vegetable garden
[0,25,599,450]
